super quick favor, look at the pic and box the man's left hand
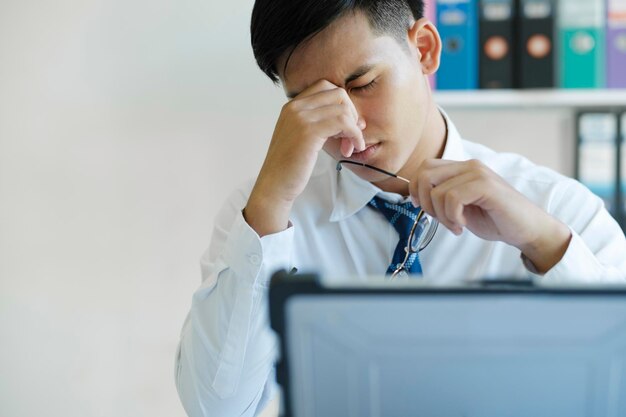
[409,159,572,274]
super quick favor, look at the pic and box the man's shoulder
[462,139,568,185]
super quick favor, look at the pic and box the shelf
[434,89,626,110]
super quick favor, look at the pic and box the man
[175,1,626,416]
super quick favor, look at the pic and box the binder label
[608,0,626,29]
[483,3,512,20]
[578,113,618,214]
[523,2,552,19]
[559,0,605,27]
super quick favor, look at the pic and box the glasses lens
[410,214,438,252]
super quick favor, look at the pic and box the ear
[407,17,441,76]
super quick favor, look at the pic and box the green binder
[558,0,606,88]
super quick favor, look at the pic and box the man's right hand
[244,80,366,237]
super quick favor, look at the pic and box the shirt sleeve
[533,179,626,283]
[175,187,295,417]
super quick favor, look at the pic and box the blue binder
[437,0,479,90]
[576,112,619,217]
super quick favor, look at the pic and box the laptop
[269,271,626,417]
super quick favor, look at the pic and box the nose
[351,99,366,131]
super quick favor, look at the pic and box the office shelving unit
[435,89,626,109]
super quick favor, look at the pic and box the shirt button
[248,254,261,266]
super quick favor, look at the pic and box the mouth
[349,143,380,163]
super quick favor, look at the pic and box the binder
[558,0,606,89]
[619,111,626,231]
[518,0,556,88]
[607,0,626,88]
[479,0,516,89]
[436,0,479,90]
[425,0,438,29]
[577,112,618,217]
[424,0,437,89]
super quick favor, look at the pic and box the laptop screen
[271,277,626,417]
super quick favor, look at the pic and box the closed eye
[351,78,377,93]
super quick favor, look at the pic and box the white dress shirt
[175,114,626,417]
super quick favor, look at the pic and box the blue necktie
[368,196,424,276]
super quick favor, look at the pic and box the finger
[410,159,488,213]
[304,104,356,124]
[409,159,454,210]
[294,84,359,123]
[304,104,366,152]
[312,114,365,157]
[293,79,339,99]
[416,159,488,188]
[444,188,467,232]
[431,182,460,233]
[410,172,435,217]
[435,172,487,232]
[422,169,479,231]
[340,139,355,158]
[440,176,481,234]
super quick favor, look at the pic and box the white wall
[0,1,282,416]
[0,1,574,417]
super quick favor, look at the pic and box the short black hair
[251,0,425,83]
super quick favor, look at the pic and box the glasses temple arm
[336,160,411,184]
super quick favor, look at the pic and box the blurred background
[0,1,583,416]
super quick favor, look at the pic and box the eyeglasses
[336,160,439,279]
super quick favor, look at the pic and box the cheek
[359,89,416,139]
[358,92,396,133]
[385,76,428,136]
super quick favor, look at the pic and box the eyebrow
[286,64,376,99]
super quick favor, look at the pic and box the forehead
[279,11,403,93]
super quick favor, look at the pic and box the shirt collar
[329,109,466,222]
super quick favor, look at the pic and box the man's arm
[175,188,293,417]
[539,178,626,282]
[176,80,366,416]
[244,79,365,237]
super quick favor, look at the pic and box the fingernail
[358,119,366,130]
[411,196,419,208]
